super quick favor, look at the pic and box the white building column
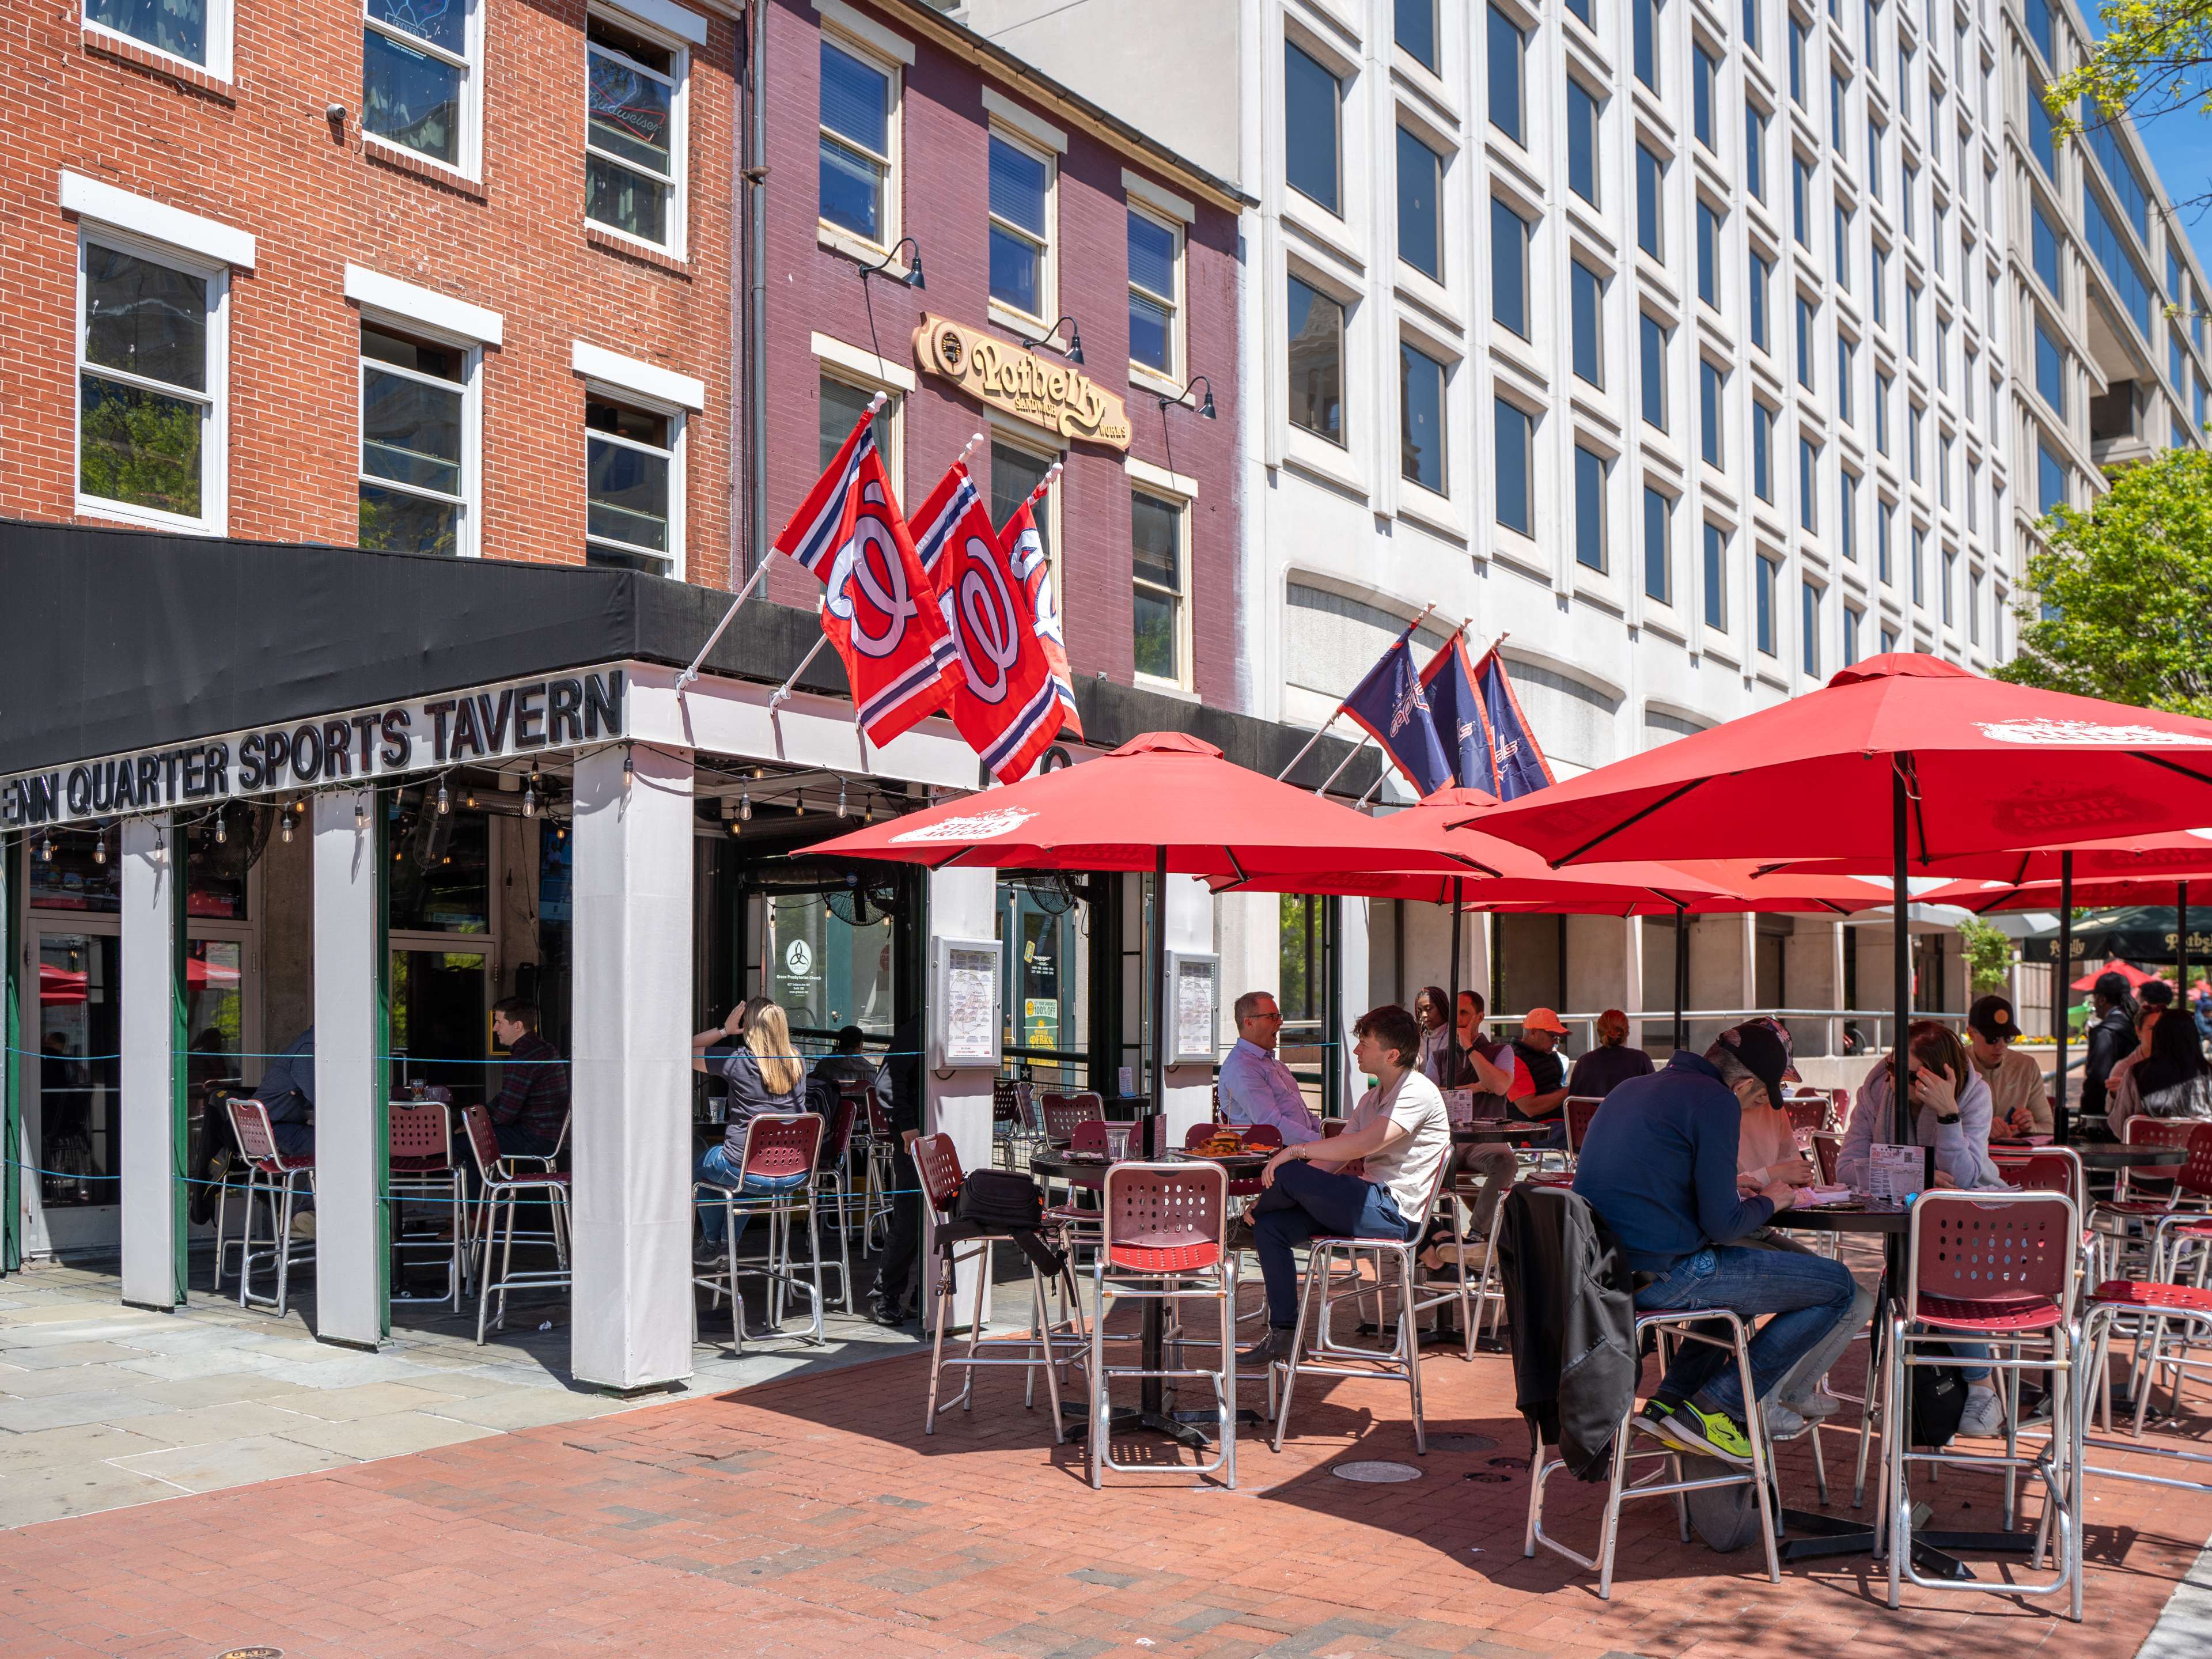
[1783,918,1846,1058]
[1333,897,1371,1109]
[1686,913,1756,1054]
[313,789,382,1347]
[1160,874,1215,1142]
[119,815,180,1310]
[571,743,694,1391]
[925,865,998,1321]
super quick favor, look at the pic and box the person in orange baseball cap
[1508,1008,1574,1142]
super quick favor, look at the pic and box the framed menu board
[931,937,1002,1070]
[1165,950,1220,1066]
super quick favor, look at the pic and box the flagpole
[1317,733,1373,797]
[768,634,831,709]
[1278,602,1438,782]
[683,391,888,691]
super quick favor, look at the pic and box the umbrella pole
[1447,878,1463,1084]
[1672,903,1687,1055]
[2055,853,2073,1140]
[1152,845,1169,1133]
[1892,768,1912,1145]
[2180,879,2191,1017]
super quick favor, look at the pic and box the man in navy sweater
[1573,1022,1857,1463]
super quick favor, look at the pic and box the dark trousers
[495,1123,558,1160]
[1251,1160,1416,1328]
[872,1188,922,1313]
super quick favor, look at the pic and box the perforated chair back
[388,1100,452,1171]
[226,1096,289,1170]
[2119,1115,2198,1200]
[2179,1123,2212,1200]
[460,1104,504,1181]
[1243,1123,1283,1150]
[911,1132,964,1215]
[865,1092,895,1140]
[740,1112,823,1180]
[1993,1147,2086,1207]
[1102,1161,1226,1272]
[1563,1095,1606,1156]
[820,1092,861,1167]
[1041,1093,1101,1142]
[1811,1131,1842,1187]
[1069,1119,1111,1154]
[1786,1096,1831,1134]
[1905,1190,2078,1329]
[993,1076,1018,1123]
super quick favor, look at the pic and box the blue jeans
[692,1144,806,1247]
[1250,1161,1418,1328]
[1635,1243,1859,1417]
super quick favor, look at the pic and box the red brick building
[762,0,1247,704]
[2,0,741,581]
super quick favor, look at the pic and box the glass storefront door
[28,927,121,1253]
[998,877,1089,1088]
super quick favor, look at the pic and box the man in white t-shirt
[1240,1004,1453,1367]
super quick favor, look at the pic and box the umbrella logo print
[889,806,1037,844]
[1978,718,2203,747]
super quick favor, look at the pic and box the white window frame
[74,228,229,537]
[355,313,483,561]
[990,423,1066,657]
[576,340,700,581]
[986,126,1058,334]
[1126,200,1185,395]
[817,27,906,264]
[816,354,907,496]
[83,0,233,80]
[361,0,484,182]
[1128,482,1193,692]
[585,3,692,258]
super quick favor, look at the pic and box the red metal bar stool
[224,1097,315,1317]
[1088,1161,1236,1487]
[912,1133,1088,1441]
[1880,1190,2082,1618]
[859,1090,899,1249]
[2078,1277,2212,1490]
[460,1104,572,1344]
[693,1112,826,1349]
[2092,1117,2203,1282]
[813,1090,865,1311]
[388,1097,465,1312]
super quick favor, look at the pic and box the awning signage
[1,667,627,829]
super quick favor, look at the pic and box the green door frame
[2,832,20,1277]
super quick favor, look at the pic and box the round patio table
[1453,1119,1556,1146]
[1029,1149,1218,1450]
[2066,1145,2189,1171]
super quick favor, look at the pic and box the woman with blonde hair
[690,998,809,1269]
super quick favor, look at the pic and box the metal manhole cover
[1487,1455,1529,1469]
[214,1649,284,1659]
[1426,1433,1498,1453]
[1334,1460,1423,1483]
[1463,1471,1512,1483]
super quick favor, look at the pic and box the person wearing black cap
[1966,994,2047,1136]
[1572,1021,1858,1464]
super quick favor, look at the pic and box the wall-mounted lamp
[1044,315,1085,364]
[861,236,926,290]
[1156,374,1217,421]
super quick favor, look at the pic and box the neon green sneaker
[1665,1400,1754,1464]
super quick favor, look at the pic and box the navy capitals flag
[1472,645,1554,799]
[911,463,1066,782]
[773,411,958,744]
[1419,630,1497,797]
[1340,621,1454,796]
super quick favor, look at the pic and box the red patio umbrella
[2062,957,2155,993]
[1474,654,2212,1136]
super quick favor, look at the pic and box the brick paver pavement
[5,1319,2211,1659]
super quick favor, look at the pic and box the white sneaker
[289,1211,316,1240]
[1778,1389,1843,1421]
[1762,1399,1809,1440]
[1956,1387,2005,1438]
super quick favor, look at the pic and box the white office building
[956,0,2212,1056]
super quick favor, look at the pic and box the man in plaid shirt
[488,999,568,1158]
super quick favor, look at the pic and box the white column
[571,743,694,1391]
[119,815,179,1310]
[1159,873,1215,1142]
[925,865,998,1323]
[1333,897,1371,1109]
[1784,917,1845,1058]
[1623,916,1646,1053]
[313,789,382,1347]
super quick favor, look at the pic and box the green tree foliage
[1995,446,2212,716]
[1957,918,2016,997]
[2048,3,2212,206]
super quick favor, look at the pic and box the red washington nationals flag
[1001,497,1085,743]
[911,463,1066,782]
[774,412,957,744]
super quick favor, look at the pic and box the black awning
[0,519,1380,796]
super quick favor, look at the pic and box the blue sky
[2135,106,2212,272]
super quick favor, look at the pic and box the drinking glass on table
[1104,1123,1133,1162]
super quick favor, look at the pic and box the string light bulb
[213,812,227,846]
[739,790,752,821]
[436,780,450,816]
[522,781,538,819]
[836,779,849,819]
[93,827,107,866]
[794,791,805,817]
[281,809,294,844]
[356,797,369,829]
[465,789,478,809]
[38,834,54,863]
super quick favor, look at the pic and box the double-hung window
[359,322,472,558]
[988,133,1054,323]
[1285,41,1343,214]
[820,37,895,245]
[1128,209,1181,377]
[585,394,680,577]
[586,12,687,252]
[77,236,224,532]
[1131,491,1188,685]
[88,0,228,75]
[363,0,479,173]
